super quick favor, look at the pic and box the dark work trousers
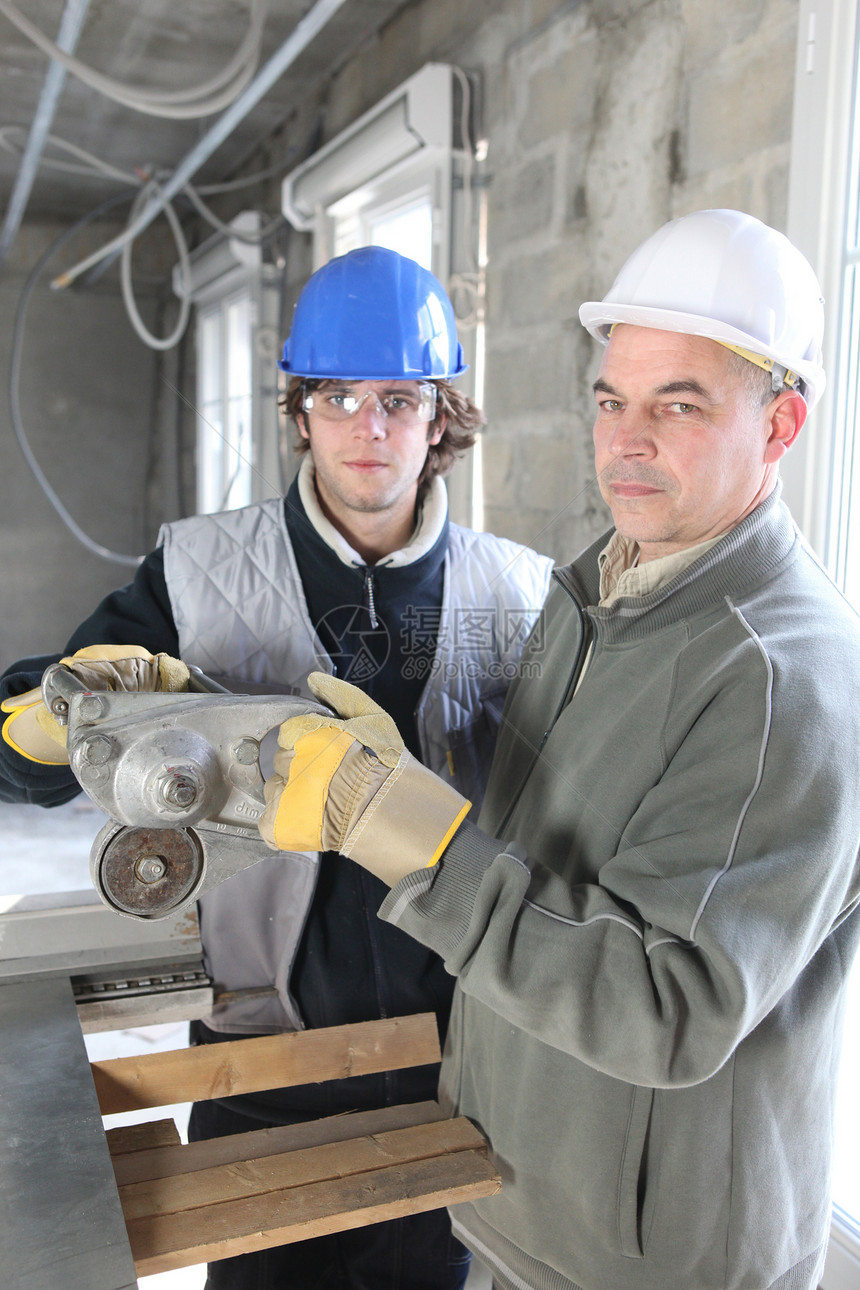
[189,1099,472,1290]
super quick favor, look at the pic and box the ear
[427,412,446,447]
[298,414,311,443]
[763,390,807,463]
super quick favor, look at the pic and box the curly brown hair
[280,377,484,501]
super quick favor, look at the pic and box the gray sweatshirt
[381,491,860,1290]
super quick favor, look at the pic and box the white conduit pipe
[0,0,90,269]
[51,0,350,291]
[0,0,269,118]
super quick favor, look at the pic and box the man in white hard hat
[258,210,860,1290]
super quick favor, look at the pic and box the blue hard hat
[279,246,467,380]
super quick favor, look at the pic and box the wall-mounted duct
[281,62,452,231]
[173,210,264,303]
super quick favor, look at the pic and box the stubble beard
[598,465,683,550]
[315,463,412,519]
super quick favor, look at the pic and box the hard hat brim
[578,301,825,408]
[277,359,469,379]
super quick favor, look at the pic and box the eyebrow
[592,376,714,401]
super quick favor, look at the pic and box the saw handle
[40,663,90,728]
[187,666,232,695]
[42,660,229,727]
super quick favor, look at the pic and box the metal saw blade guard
[59,684,329,921]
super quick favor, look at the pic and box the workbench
[0,890,499,1286]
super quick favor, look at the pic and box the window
[786,3,860,1282]
[829,960,860,1287]
[368,194,434,266]
[178,211,283,514]
[333,186,434,269]
[197,289,254,513]
[828,61,860,601]
[281,63,483,527]
[281,63,452,276]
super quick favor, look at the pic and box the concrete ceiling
[0,0,411,224]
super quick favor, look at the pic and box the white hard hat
[579,209,826,408]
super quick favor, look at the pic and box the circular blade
[94,825,204,918]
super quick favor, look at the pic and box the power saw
[41,662,327,922]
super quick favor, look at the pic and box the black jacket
[0,476,454,1121]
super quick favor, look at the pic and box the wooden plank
[77,985,213,1035]
[107,1119,182,1157]
[91,1014,440,1115]
[120,1117,487,1221]
[128,1150,501,1276]
[113,1101,448,1186]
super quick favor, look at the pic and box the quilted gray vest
[158,497,553,1032]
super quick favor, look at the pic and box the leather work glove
[1,645,190,766]
[259,671,471,887]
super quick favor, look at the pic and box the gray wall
[0,219,190,659]
[1,0,800,665]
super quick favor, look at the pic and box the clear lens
[302,382,436,425]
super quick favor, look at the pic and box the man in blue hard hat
[0,246,553,1289]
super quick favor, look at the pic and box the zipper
[497,591,593,834]
[545,612,593,743]
[363,567,379,629]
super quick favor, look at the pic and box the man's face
[300,379,444,527]
[592,326,784,561]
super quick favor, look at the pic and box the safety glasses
[302,381,437,427]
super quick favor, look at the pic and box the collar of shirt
[598,530,725,606]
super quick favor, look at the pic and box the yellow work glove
[1,645,190,766]
[258,671,471,887]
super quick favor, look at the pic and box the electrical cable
[9,191,146,566]
[448,66,482,330]
[0,126,139,184]
[50,187,182,288]
[0,128,284,347]
[0,0,270,119]
[0,128,284,245]
[2,7,297,562]
[0,132,195,347]
[452,66,477,275]
[181,181,285,246]
[0,128,196,348]
[120,179,192,350]
[0,127,285,227]
[197,159,288,193]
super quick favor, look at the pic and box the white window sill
[822,1209,860,1289]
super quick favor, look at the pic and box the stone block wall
[265,0,800,564]
[0,220,163,658]
[1,0,802,666]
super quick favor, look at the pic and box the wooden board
[91,1014,440,1115]
[125,1137,500,1275]
[121,1117,485,1220]
[98,1017,501,1276]
[106,1119,182,1156]
[112,1101,448,1186]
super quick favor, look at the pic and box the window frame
[179,213,283,515]
[786,2,860,1280]
[195,282,256,514]
[784,0,858,560]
